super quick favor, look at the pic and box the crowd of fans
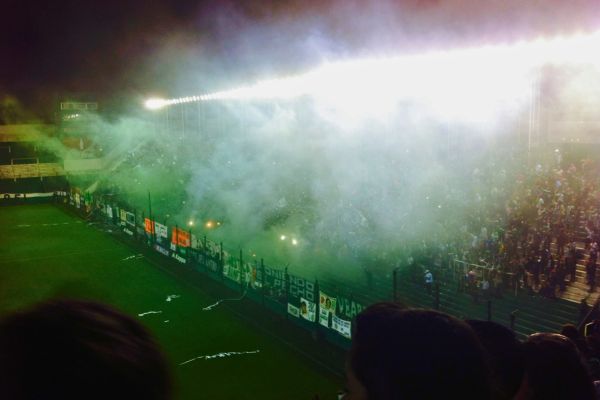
[398,151,600,301]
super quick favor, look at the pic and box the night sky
[1,0,599,119]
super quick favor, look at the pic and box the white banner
[319,291,337,327]
[319,308,332,327]
[106,205,113,219]
[155,222,168,239]
[125,211,135,226]
[191,234,200,249]
[332,315,352,338]
[287,303,299,318]
[319,291,337,314]
[299,298,316,322]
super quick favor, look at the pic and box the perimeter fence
[57,188,584,344]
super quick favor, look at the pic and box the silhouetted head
[346,303,490,400]
[515,332,594,400]
[0,299,171,399]
[466,319,524,400]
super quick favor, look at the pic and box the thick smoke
[59,0,600,279]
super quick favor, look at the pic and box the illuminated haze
[66,0,600,280]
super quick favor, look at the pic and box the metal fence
[57,188,583,343]
[62,189,364,349]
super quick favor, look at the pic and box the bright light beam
[146,30,600,115]
[144,98,168,110]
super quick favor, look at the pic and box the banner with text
[336,296,365,319]
[144,218,155,234]
[332,315,352,338]
[171,227,190,248]
[155,222,168,240]
[264,266,286,302]
[288,274,315,303]
[223,253,241,283]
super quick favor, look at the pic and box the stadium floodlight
[144,98,168,110]
[280,235,287,241]
[150,29,600,117]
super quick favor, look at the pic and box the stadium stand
[0,123,96,200]
[0,163,65,180]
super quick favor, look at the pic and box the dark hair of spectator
[466,319,525,400]
[0,299,171,399]
[560,323,590,358]
[517,332,595,400]
[350,303,491,400]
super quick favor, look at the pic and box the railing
[55,189,584,343]
[61,191,363,350]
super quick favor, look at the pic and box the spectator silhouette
[466,320,525,400]
[0,299,171,399]
[346,303,490,400]
[560,323,590,359]
[515,332,595,400]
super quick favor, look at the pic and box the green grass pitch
[0,204,342,399]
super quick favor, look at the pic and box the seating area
[0,163,65,180]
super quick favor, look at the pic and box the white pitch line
[202,291,246,311]
[179,350,260,365]
[15,222,75,228]
[138,310,163,317]
[0,248,121,265]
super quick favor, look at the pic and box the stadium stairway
[554,210,600,304]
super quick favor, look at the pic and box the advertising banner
[144,218,155,234]
[336,296,365,319]
[171,227,190,248]
[155,222,168,239]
